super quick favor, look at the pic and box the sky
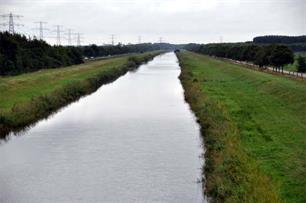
[0,0,305,45]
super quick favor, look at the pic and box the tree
[241,44,260,62]
[0,32,84,75]
[297,56,306,73]
[269,45,294,73]
[254,45,276,69]
[254,47,268,68]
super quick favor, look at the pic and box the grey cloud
[0,0,305,45]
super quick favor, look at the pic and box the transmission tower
[159,37,163,43]
[53,25,64,45]
[138,36,141,44]
[65,28,73,46]
[111,34,115,45]
[220,36,223,43]
[34,21,47,40]
[0,12,23,34]
[75,33,83,46]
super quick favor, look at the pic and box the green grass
[0,51,160,136]
[284,52,306,71]
[177,51,306,203]
[0,55,125,111]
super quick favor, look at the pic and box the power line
[0,12,23,34]
[34,21,47,40]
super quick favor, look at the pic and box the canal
[0,52,205,203]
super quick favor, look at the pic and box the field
[0,52,160,136]
[177,51,306,203]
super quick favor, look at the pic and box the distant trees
[0,32,83,75]
[253,35,306,52]
[269,45,294,73]
[254,47,270,68]
[297,56,306,73]
[253,35,306,44]
[183,43,201,52]
[186,43,294,72]
[0,32,176,76]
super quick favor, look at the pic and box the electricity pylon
[65,28,73,46]
[220,36,223,43]
[34,21,47,40]
[159,37,163,43]
[111,34,115,45]
[138,36,142,44]
[0,12,23,34]
[75,33,83,46]
[53,25,64,45]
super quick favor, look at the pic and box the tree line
[253,35,306,44]
[253,35,306,52]
[0,32,83,75]
[0,32,177,76]
[186,43,298,72]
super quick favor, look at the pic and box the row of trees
[186,43,294,72]
[253,35,306,44]
[0,32,83,75]
[253,35,306,52]
[0,32,178,76]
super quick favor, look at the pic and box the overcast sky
[0,0,305,45]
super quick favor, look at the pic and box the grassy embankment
[177,51,306,203]
[0,51,161,137]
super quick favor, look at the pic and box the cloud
[0,0,305,44]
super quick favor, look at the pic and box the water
[0,52,205,203]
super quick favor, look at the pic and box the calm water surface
[0,52,205,203]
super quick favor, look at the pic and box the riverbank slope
[177,51,306,203]
[0,51,161,138]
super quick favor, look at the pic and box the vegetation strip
[0,51,161,138]
[0,31,177,76]
[185,40,306,73]
[177,51,306,203]
[214,56,306,80]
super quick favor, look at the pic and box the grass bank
[177,51,306,203]
[0,51,161,138]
